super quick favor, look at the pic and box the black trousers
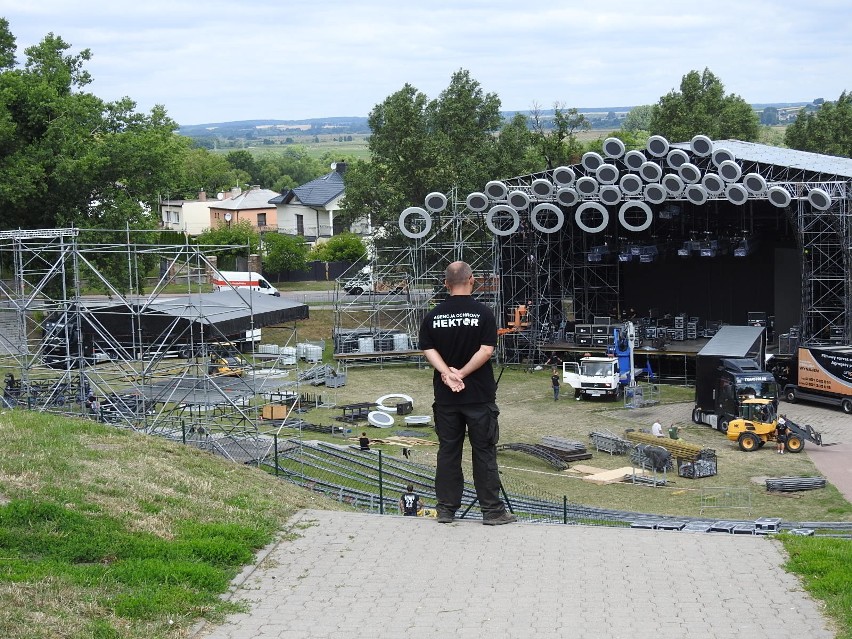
[433,401,506,517]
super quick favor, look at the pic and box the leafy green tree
[622,105,653,133]
[492,113,539,177]
[225,150,259,184]
[310,232,367,263]
[175,144,248,199]
[649,68,759,142]
[0,18,16,70]
[785,92,852,158]
[263,232,309,274]
[529,102,590,168]
[342,70,504,231]
[196,220,259,270]
[0,27,187,231]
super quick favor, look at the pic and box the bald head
[445,261,473,292]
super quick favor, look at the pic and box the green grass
[0,411,350,639]
[780,535,852,639]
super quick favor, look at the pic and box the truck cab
[693,357,779,432]
[563,355,622,400]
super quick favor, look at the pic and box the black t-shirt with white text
[419,294,497,405]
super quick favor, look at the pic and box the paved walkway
[195,509,836,639]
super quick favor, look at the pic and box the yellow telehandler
[726,398,824,452]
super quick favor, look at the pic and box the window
[295,214,304,235]
[257,213,267,227]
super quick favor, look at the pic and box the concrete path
[195,509,836,639]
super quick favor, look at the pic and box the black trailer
[692,326,778,432]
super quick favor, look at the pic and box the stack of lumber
[571,464,651,485]
[623,430,707,461]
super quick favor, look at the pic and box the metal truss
[0,230,309,447]
[367,136,852,357]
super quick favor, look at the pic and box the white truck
[342,274,407,296]
[563,354,623,400]
[211,271,280,296]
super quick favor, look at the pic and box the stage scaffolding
[0,229,309,450]
[335,138,852,364]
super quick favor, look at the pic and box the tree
[263,232,309,274]
[196,220,259,270]
[310,232,367,263]
[529,102,590,168]
[785,92,852,158]
[649,68,760,142]
[342,70,504,231]
[225,150,259,184]
[0,27,187,231]
[622,105,653,133]
[760,107,780,126]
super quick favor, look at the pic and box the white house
[269,162,370,242]
[160,192,216,235]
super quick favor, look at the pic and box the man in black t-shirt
[419,261,516,526]
[399,484,420,516]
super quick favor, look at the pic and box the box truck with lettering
[777,346,852,414]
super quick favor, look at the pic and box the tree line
[1,20,850,248]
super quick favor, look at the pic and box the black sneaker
[436,511,455,524]
[482,512,518,526]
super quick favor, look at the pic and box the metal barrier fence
[82,418,852,535]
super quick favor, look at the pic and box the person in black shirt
[776,415,789,454]
[551,368,560,401]
[399,484,420,516]
[419,261,516,526]
[358,432,370,451]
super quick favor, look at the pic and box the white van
[211,271,280,296]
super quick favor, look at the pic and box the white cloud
[0,0,850,123]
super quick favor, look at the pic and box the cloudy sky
[2,0,850,126]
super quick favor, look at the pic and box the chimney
[231,186,242,198]
[332,161,347,175]
[198,191,207,201]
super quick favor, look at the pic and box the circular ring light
[603,137,626,158]
[507,189,530,210]
[466,191,489,212]
[556,187,579,207]
[690,134,713,157]
[530,203,564,233]
[646,135,670,157]
[575,176,599,197]
[767,185,792,208]
[368,410,395,428]
[599,185,622,205]
[424,191,447,213]
[375,393,414,412]
[485,204,520,236]
[644,183,667,204]
[404,415,431,424]
[531,178,554,198]
[623,150,646,171]
[662,173,685,196]
[581,151,604,172]
[807,188,832,210]
[718,160,742,183]
[552,166,576,186]
[712,147,735,167]
[619,173,643,195]
[685,184,708,205]
[743,172,767,195]
[399,207,432,239]
[596,163,620,185]
[485,180,508,200]
[702,173,725,194]
[725,183,749,205]
[639,161,663,182]
[666,148,690,169]
[575,202,609,234]
[618,201,653,232]
[678,163,702,184]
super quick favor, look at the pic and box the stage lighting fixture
[658,204,681,219]
[677,242,692,257]
[638,245,659,263]
[734,237,758,257]
[587,244,611,263]
[699,239,729,257]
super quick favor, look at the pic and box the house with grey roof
[269,162,370,242]
[208,185,280,232]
